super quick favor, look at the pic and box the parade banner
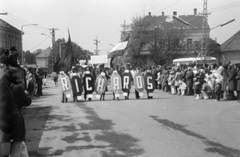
[90,55,108,64]
[122,71,131,96]
[95,73,107,98]
[133,73,145,96]
[60,76,72,98]
[144,72,155,96]
[83,72,95,98]
[110,71,122,98]
[71,75,83,100]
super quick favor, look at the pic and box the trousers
[9,141,28,157]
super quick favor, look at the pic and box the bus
[173,56,218,65]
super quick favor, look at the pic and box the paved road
[23,81,240,157]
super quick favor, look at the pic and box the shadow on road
[150,116,240,157]
[23,105,52,156]
[66,103,145,157]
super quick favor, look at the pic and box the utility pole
[94,36,100,55]
[49,28,58,70]
[199,0,210,57]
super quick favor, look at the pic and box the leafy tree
[24,50,36,64]
[126,15,186,66]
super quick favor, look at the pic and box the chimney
[162,12,164,16]
[194,8,197,15]
[148,12,151,16]
[173,11,177,16]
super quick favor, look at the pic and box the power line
[29,37,49,51]
[209,1,240,12]
[154,0,182,15]
[146,0,167,12]
[0,8,49,29]
[210,3,240,13]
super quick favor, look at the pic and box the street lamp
[173,16,235,57]
[211,19,235,31]
[21,24,38,65]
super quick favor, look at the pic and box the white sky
[1,0,239,55]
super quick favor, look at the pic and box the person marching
[83,67,95,101]
[122,64,132,100]
[111,65,122,100]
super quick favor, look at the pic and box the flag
[58,30,77,72]
[108,34,130,67]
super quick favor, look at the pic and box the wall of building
[222,51,240,64]
[0,20,22,52]
[36,57,48,68]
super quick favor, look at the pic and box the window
[187,39,192,49]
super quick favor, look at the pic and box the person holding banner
[95,69,108,101]
[111,65,122,100]
[144,68,155,99]
[122,64,132,99]
[70,68,83,102]
[59,71,72,103]
[133,68,145,99]
[83,67,95,101]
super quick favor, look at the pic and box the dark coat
[221,69,229,91]
[227,69,237,91]
[0,83,31,142]
[236,70,240,91]
[185,70,194,88]
[8,54,20,67]
[0,72,20,142]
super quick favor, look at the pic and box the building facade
[0,19,22,52]
[36,47,51,69]
[120,9,210,65]
[221,30,240,64]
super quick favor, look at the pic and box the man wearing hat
[8,46,20,67]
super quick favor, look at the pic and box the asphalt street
[23,80,240,157]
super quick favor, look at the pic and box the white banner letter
[123,76,129,89]
[113,77,119,90]
[61,77,68,91]
[147,77,153,89]
[86,77,92,91]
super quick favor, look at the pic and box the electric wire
[29,37,49,51]
[146,0,167,12]
[154,0,182,15]
[0,8,49,29]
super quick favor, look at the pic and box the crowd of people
[0,47,47,156]
[154,62,240,102]
[53,61,240,103]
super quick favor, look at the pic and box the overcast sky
[1,0,239,55]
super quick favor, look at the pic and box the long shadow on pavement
[150,116,240,157]
[23,105,52,156]
[65,103,145,157]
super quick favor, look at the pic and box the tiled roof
[36,47,51,58]
[0,19,21,33]
[221,30,240,52]
[144,15,209,30]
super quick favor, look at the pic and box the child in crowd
[178,79,186,96]
[201,81,212,99]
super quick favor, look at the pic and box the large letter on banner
[95,75,107,95]
[133,73,145,93]
[71,75,83,99]
[144,72,155,93]
[60,76,72,98]
[83,73,95,95]
[110,71,122,94]
[122,72,131,93]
